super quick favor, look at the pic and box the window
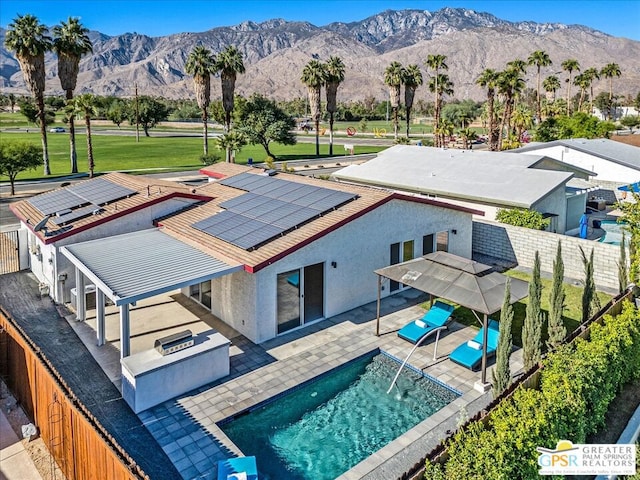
[422,234,434,255]
[390,240,415,292]
[436,231,449,252]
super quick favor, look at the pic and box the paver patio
[69,287,524,480]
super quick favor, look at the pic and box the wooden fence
[401,288,634,480]
[0,307,148,480]
[0,230,21,275]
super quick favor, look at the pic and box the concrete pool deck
[67,288,523,480]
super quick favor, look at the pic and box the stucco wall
[530,184,569,234]
[472,219,623,291]
[248,198,473,343]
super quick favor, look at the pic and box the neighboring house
[593,106,639,121]
[13,165,479,354]
[514,138,640,202]
[332,145,594,234]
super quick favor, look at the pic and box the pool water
[220,353,459,480]
[598,220,626,246]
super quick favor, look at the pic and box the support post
[481,313,488,384]
[75,268,86,321]
[376,275,382,336]
[96,289,105,346]
[119,304,130,358]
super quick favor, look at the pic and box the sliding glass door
[277,263,324,335]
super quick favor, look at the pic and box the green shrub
[496,208,549,230]
[425,301,640,479]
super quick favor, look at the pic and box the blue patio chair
[217,456,258,480]
[448,319,500,371]
[397,300,455,344]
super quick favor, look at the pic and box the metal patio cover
[374,251,529,315]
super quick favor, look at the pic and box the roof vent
[266,169,278,176]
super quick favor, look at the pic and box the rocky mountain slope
[1,8,639,102]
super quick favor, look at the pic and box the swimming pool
[219,352,459,480]
[598,220,626,246]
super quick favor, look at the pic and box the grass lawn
[421,269,613,347]
[0,131,387,181]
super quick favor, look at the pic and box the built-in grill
[154,330,194,356]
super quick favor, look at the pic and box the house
[12,165,480,355]
[332,145,595,234]
[514,138,640,202]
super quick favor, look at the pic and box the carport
[61,228,242,357]
[374,251,528,388]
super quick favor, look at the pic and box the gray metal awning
[61,228,243,306]
[374,252,529,386]
[375,252,528,314]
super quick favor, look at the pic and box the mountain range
[1,7,639,103]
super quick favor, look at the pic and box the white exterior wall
[247,199,472,343]
[26,197,200,303]
[525,145,639,183]
[210,269,259,341]
[531,185,569,234]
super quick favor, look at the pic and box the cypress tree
[492,278,513,397]
[522,251,543,370]
[618,232,628,293]
[580,246,600,322]
[547,241,566,350]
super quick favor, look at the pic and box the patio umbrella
[579,213,589,239]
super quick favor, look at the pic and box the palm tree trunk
[85,116,94,178]
[329,112,334,156]
[536,67,542,124]
[67,90,78,174]
[566,75,572,116]
[202,109,208,156]
[37,95,51,175]
[315,118,320,157]
[406,106,411,138]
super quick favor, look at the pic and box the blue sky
[2,0,639,40]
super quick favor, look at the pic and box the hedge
[425,300,640,479]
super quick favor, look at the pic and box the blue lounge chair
[217,456,258,480]
[397,300,455,344]
[449,319,500,371]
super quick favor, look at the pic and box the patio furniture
[217,456,258,480]
[397,300,455,344]
[449,319,500,371]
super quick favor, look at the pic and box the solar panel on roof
[69,178,136,206]
[28,189,88,216]
[27,177,137,216]
[52,205,101,226]
[198,172,359,250]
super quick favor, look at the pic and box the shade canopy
[375,252,528,315]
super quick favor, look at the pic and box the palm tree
[53,17,93,174]
[543,75,561,101]
[429,74,454,147]
[384,61,404,140]
[476,68,499,151]
[214,131,247,163]
[4,14,53,175]
[73,94,99,177]
[561,59,580,115]
[325,56,345,156]
[301,59,326,157]
[425,54,448,146]
[601,62,622,119]
[402,64,423,138]
[512,103,533,143]
[497,67,525,150]
[573,73,590,112]
[457,127,477,149]
[527,50,552,124]
[582,67,600,114]
[216,45,245,161]
[185,45,216,156]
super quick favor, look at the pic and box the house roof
[10,173,211,244]
[332,145,574,208]
[159,165,481,272]
[61,228,242,306]
[514,138,640,171]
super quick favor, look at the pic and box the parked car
[49,127,66,133]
